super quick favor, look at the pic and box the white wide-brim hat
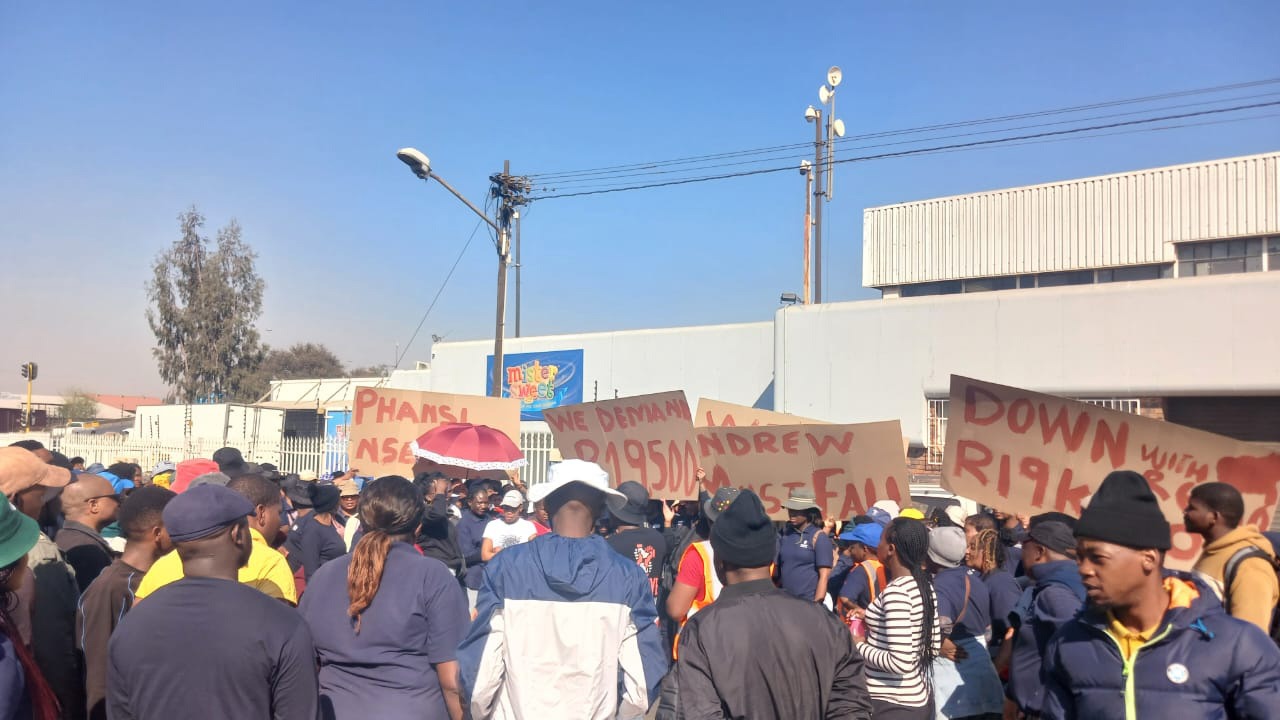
[528,459,628,514]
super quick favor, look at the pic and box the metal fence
[43,430,559,482]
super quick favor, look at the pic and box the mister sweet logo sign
[486,349,584,420]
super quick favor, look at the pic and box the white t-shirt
[483,518,537,551]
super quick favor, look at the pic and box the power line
[525,77,1280,182]
[536,91,1280,190]
[530,100,1280,200]
[394,218,484,369]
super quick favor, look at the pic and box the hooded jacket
[458,533,667,720]
[1005,559,1085,716]
[1192,524,1279,634]
[1041,573,1280,720]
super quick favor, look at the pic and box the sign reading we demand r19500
[486,349,584,421]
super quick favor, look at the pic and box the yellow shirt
[1105,578,1199,660]
[134,528,298,605]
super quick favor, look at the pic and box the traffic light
[18,362,37,381]
[27,363,36,381]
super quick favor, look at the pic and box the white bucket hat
[528,459,628,513]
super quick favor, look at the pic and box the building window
[926,399,948,466]
[963,276,1018,293]
[1269,237,1280,272]
[1097,264,1173,282]
[925,396,1140,467]
[1177,237,1264,276]
[902,280,963,298]
[1036,270,1095,288]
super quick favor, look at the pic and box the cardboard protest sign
[942,376,1280,569]
[695,420,910,521]
[543,391,701,500]
[348,387,521,478]
[695,399,820,427]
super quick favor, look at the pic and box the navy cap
[163,484,255,543]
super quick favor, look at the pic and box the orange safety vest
[673,541,721,658]
[860,558,887,604]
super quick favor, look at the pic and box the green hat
[0,493,40,569]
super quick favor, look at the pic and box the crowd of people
[1,436,1279,719]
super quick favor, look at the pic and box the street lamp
[805,66,845,304]
[396,148,511,399]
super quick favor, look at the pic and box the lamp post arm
[427,171,502,235]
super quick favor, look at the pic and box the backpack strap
[1223,546,1272,614]
[954,572,972,627]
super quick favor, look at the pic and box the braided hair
[886,517,939,668]
[969,528,1006,576]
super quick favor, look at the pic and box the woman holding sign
[774,491,835,605]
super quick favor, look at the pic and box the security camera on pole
[804,66,845,304]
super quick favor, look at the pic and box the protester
[285,482,346,584]
[605,481,669,598]
[1183,481,1280,634]
[134,472,297,604]
[963,527,1021,648]
[837,522,886,619]
[54,475,120,590]
[300,476,467,720]
[0,492,61,720]
[147,462,174,490]
[1002,519,1084,720]
[1041,470,1280,718]
[775,490,835,605]
[100,463,137,494]
[851,517,941,719]
[9,440,54,465]
[76,486,175,720]
[337,479,361,549]
[69,458,85,472]
[410,473,465,577]
[106,484,318,719]
[1,446,82,720]
[926,526,1003,720]
[456,486,494,611]
[662,490,872,719]
[666,486,740,651]
[211,446,249,477]
[480,490,537,561]
[529,499,551,535]
[458,460,666,719]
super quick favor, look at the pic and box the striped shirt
[858,575,941,707]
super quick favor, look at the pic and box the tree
[56,390,99,423]
[347,364,391,378]
[238,343,347,400]
[147,207,265,404]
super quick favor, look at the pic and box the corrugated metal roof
[862,152,1280,287]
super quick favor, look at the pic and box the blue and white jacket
[458,533,668,720]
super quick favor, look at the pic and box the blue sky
[2,1,1278,395]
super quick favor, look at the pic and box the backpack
[1223,546,1280,645]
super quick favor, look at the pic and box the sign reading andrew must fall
[941,375,1280,569]
[545,391,909,517]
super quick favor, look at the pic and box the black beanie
[309,482,341,515]
[1075,470,1171,550]
[710,490,777,568]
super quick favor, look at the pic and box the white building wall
[863,152,1280,286]
[775,273,1280,444]
[427,322,776,414]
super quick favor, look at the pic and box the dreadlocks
[886,517,939,669]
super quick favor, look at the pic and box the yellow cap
[899,507,926,520]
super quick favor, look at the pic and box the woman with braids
[299,476,469,720]
[851,517,941,720]
[0,494,60,720]
[964,526,1022,654]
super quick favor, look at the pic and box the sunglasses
[86,493,122,503]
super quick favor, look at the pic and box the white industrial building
[274,151,1280,484]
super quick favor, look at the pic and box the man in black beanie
[1040,471,1280,720]
[660,490,871,720]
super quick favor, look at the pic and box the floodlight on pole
[396,147,509,397]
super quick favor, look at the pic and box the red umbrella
[409,423,527,472]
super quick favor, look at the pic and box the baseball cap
[0,447,72,498]
[499,490,525,509]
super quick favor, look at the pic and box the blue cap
[866,507,892,528]
[162,484,255,543]
[838,522,883,549]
